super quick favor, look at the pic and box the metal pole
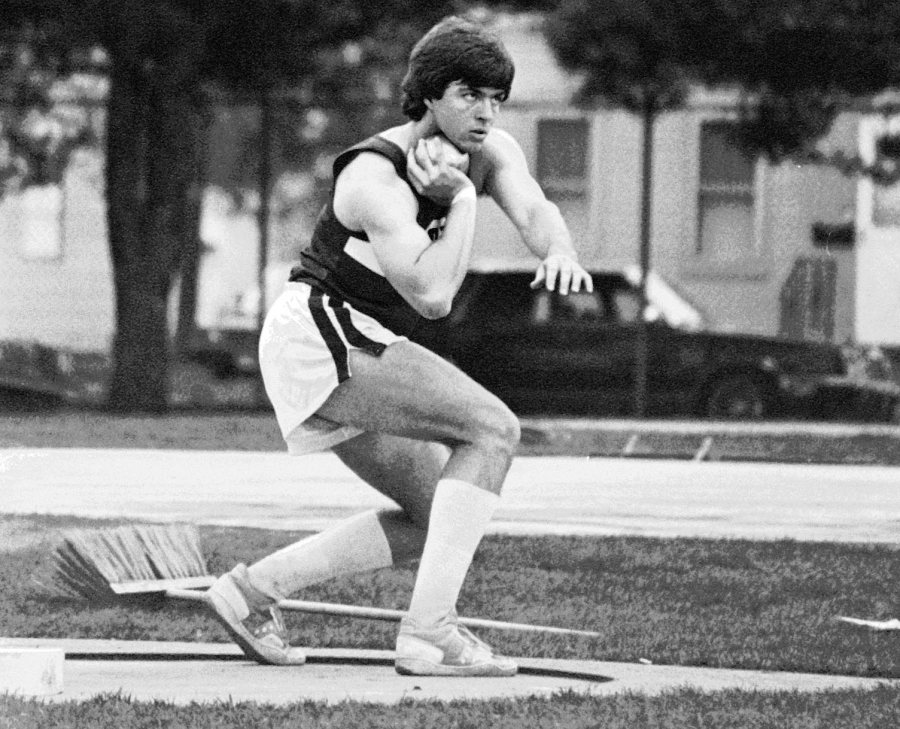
[634,103,655,418]
[255,90,272,404]
[257,90,272,337]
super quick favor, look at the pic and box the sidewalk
[3,638,893,705]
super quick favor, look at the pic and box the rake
[51,523,601,638]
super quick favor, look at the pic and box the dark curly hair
[400,16,515,121]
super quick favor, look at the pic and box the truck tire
[703,374,769,419]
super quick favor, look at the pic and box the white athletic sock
[406,479,500,628]
[246,510,393,599]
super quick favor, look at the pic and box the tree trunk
[104,6,204,412]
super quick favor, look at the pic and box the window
[556,290,607,322]
[696,122,756,261]
[536,118,590,241]
[537,118,589,197]
[531,289,610,326]
[873,130,900,227]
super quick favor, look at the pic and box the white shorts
[259,282,407,455]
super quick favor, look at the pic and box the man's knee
[469,400,520,458]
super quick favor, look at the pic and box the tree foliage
[545,0,900,159]
[1,0,467,411]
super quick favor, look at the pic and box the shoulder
[476,128,528,181]
[482,128,526,165]
[338,148,401,188]
[334,148,417,230]
[473,128,529,194]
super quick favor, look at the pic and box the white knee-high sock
[406,479,500,627]
[246,510,393,599]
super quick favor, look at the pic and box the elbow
[394,274,455,319]
[407,288,454,319]
[416,295,453,320]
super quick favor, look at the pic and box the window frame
[687,119,767,279]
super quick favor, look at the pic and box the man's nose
[476,97,496,121]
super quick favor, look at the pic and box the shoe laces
[456,624,494,655]
[251,606,290,647]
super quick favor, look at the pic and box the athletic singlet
[288,136,452,335]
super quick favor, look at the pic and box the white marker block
[0,647,64,696]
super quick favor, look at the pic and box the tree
[544,0,900,417]
[2,0,455,412]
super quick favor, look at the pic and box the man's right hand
[407,137,473,207]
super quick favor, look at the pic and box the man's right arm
[333,149,476,320]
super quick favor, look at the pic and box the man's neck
[380,119,439,152]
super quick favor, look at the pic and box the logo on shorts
[425,217,447,241]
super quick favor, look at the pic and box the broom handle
[165,588,600,638]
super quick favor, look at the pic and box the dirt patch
[0,514,130,553]
[0,517,59,553]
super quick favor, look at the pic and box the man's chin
[454,139,484,154]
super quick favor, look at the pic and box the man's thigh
[315,340,511,446]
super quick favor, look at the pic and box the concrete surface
[0,647,64,696]
[2,445,899,705]
[2,638,893,706]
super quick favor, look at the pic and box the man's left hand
[530,254,593,295]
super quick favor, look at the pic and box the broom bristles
[52,523,210,601]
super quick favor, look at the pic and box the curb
[2,638,893,706]
[520,418,900,465]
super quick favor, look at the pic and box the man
[205,15,592,677]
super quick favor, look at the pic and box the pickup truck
[410,270,899,421]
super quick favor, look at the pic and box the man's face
[425,80,506,153]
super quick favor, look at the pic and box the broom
[51,523,601,638]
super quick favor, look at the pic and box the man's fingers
[580,270,594,292]
[532,258,595,295]
[426,136,445,165]
[571,268,593,293]
[406,150,428,193]
[414,140,437,174]
[543,261,559,292]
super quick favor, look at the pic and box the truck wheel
[704,375,768,419]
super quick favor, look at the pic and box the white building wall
[853,115,900,345]
[656,109,857,339]
[0,148,114,351]
[484,15,870,344]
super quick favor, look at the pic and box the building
[479,14,900,348]
[2,13,899,355]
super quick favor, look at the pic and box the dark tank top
[288,136,451,335]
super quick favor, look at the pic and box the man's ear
[419,106,439,134]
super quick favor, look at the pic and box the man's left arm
[483,129,592,294]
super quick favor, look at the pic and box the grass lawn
[2,513,900,726]
[0,410,285,451]
[3,687,900,729]
[2,411,900,726]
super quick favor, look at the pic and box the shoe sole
[205,580,306,666]
[395,657,517,677]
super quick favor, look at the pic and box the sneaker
[395,612,517,677]
[204,563,306,666]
